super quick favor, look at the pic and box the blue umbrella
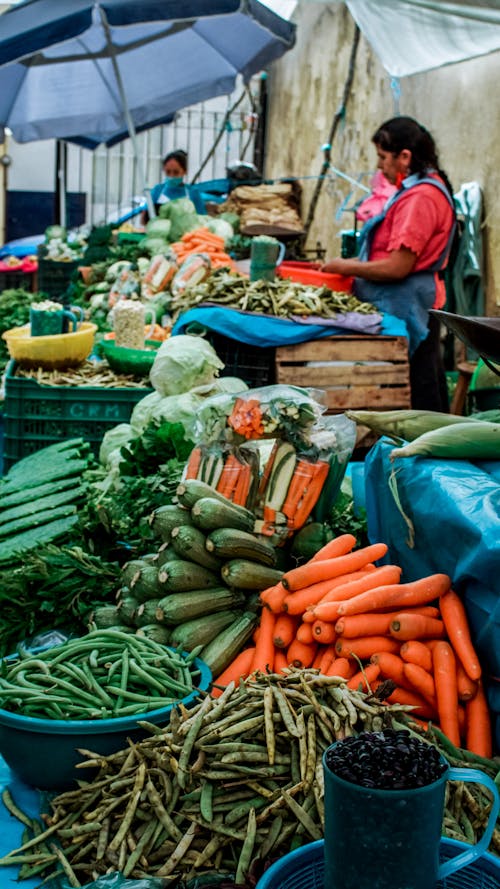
[0,0,296,211]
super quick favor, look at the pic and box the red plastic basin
[277,261,353,293]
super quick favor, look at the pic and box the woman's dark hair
[163,149,188,172]
[372,117,453,196]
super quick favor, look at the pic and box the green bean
[177,696,212,790]
[108,762,146,853]
[281,790,322,840]
[272,685,301,738]
[199,780,213,823]
[235,808,257,885]
[146,779,183,842]
[123,818,156,877]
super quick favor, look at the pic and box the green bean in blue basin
[0,629,211,790]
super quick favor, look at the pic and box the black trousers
[409,313,449,412]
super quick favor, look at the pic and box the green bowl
[101,338,161,376]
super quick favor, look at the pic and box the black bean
[325,730,447,790]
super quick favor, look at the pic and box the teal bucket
[321,744,499,889]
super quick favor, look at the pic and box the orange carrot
[370,651,411,689]
[260,582,288,614]
[273,649,290,674]
[335,606,440,639]
[312,646,326,670]
[400,640,433,673]
[281,460,315,525]
[291,460,330,529]
[273,613,299,649]
[326,657,355,679]
[296,622,315,645]
[456,660,478,702]
[432,641,460,747]
[281,543,389,591]
[336,573,451,617]
[252,626,260,644]
[251,607,276,674]
[310,565,403,620]
[465,679,492,758]
[403,662,436,704]
[439,589,482,681]
[310,533,357,562]
[298,570,379,620]
[211,647,256,697]
[216,454,241,499]
[232,461,252,507]
[286,639,318,669]
[318,645,336,674]
[184,446,202,480]
[387,687,438,721]
[258,439,280,497]
[336,636,400,660]
[389,613,446,642]
[311,620,336,644]
[347,663,380,692]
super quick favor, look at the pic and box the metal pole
[99,6,156,218]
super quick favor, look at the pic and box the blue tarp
[172,306,407,347]
[364,439,500,677]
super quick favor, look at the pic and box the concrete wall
[264,2,500,314]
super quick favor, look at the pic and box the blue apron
[354,173,456,355]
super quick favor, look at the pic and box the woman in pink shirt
[322,117,456,411]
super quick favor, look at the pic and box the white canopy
[345,0,500,77]
[265,1,500,77]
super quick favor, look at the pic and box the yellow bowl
[2,322,98,369]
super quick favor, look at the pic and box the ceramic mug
[322,745,499,889]
[30,303,80,337]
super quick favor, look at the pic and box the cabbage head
[146,218,172,239]
[130,389,207,440]
[149,334,224,396]
[99,423,135,467]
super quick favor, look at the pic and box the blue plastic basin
[0,654,211,791]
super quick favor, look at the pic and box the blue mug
[322,745,499,889]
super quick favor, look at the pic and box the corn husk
[390,421,500,460]
[345,409,483,443]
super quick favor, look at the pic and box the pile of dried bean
[0,671,498,887]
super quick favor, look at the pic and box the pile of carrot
[212,533,492,758]
[170,226,239,270]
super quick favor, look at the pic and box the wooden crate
[275,335,411,412]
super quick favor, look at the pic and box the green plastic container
[2,360,151,471]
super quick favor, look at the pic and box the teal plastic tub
[0,655,211,791]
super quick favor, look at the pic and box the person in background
[321,117,456,411]
[140,149,205,223]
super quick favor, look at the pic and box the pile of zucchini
[0,439,91,565]
[92,479,284,678]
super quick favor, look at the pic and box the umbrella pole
[99,7,156,219]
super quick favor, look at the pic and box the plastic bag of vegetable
[149,334,224,396]
[59,872,166,888]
